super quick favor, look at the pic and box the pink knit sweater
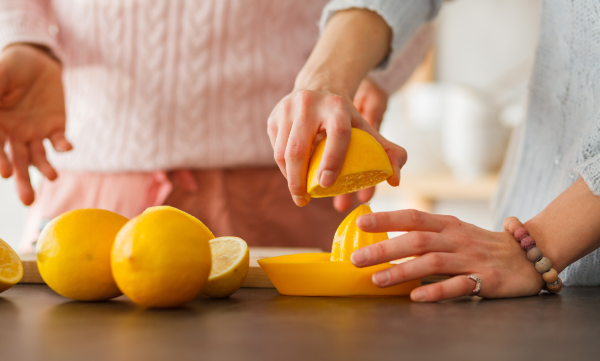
[0,0,431,172]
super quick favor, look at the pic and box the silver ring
[467,274,482,296]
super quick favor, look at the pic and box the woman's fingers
[284,94,318,206]
[316,96,352,189]
[356,186,375,204]
[372,252,465,287]
[410,275,478,302]
[333,193,353,212]
[9,140,34,205]
[30,140,57,181]
[371,252,463,288]
[351,232,454,267]
[272,114,293,179]
[357,209,454,233]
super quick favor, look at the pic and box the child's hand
[0,44,72,205]
[267,82,405,211]
[351,210,544,302]
[333,77,389,212]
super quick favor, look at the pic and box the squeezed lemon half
[307,128,393,197]
[330,204,389,261]
[202,236,250,298]
[0,238,23,293]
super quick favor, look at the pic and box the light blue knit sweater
[322,0,600,286]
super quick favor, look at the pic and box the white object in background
[402,83,445,130]
[441,85,509,182]
[380,90,448,176]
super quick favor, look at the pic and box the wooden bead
[520,236,536,251]
[514,227,529,241]
[503,217,524,234]
[542,268,558,283]
[546,277,563,293]
[526,247,543,263]
[535,257,552,273]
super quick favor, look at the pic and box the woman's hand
[351,209,544,302]
[0,44,71,205]
[267,84,405,212]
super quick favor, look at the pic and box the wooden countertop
[2,285,600,360]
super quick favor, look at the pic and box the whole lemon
[111,207,213,308]
[37,209,128,301]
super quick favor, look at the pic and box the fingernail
[319,170,335,188]
[411,289,427,302]
[358,214,375,229]
[292,194,310,207]
[351,248,370,266]
[372,270,390,286]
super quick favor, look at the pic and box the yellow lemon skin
[0,238,23,293]
[330,204,388,261]
[36,209,127,301]
[112,208,213,308]
[307,128,393,198]
[201,237,250,298]
[143,206,214,240]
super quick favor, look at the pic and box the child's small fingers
[0,132,12,178]
[30,140,57,181]
[49,131,73,152]
[9,141,35,205]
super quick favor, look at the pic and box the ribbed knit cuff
[320,0,442,69]
[0,1,60,59]
[576,153,600,197]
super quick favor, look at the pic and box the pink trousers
[21,168,354,253]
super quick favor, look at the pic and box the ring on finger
[467,274,482,296]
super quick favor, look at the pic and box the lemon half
[307,128,393,197]
[0,238,23,293]
[201,237,249,298]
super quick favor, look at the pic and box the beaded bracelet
[511,225,563,294]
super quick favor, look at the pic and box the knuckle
[274,148,286,164]
[328,94,348,109]
[327,120,351,137]
[406,209,424,227]
[444,215,462,228]
[284,143,304,162]
[295,90,314,108]
[371,241,389,260]
[391,264,408,281]
[427,253,444,272]
[408,233,427,253]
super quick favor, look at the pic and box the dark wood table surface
[2,284,600,361]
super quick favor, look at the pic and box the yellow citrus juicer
[258,204,420,296]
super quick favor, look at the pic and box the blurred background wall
[0,0,542,251]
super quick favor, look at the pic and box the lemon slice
[307,128,393,198]
[0,238,23,293]
[201,236,250,298]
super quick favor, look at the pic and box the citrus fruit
[307,128,393,197]
[330,204,388,261]
[0,238,23,293]
[36,209,128,301]
[111,207,213,308]
[143,205,214,240]
[201,236,249,298]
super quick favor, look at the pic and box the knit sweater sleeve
[320,0,442,74]
[575,118,600,196]
[0,0,60,56]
